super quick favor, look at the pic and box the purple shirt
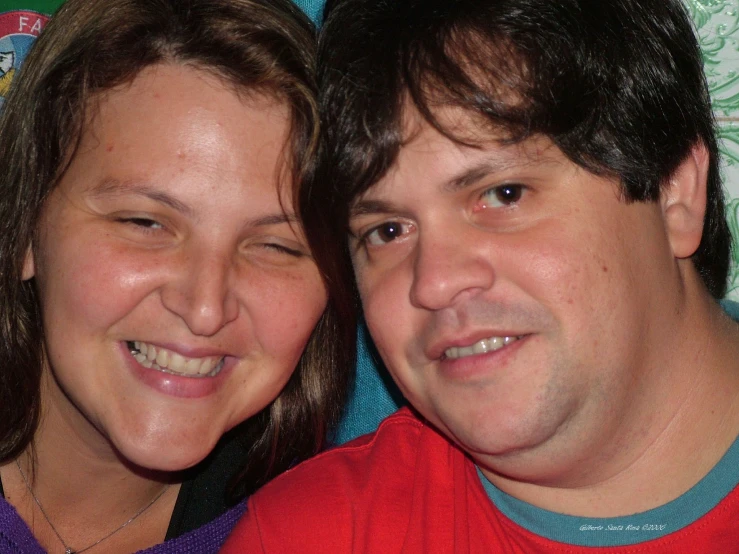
[0,495,245,553]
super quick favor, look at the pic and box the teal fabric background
[334,323,406,443]
[292,0,324,24]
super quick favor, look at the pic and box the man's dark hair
[317,0,730,298]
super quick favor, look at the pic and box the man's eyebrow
[350,199,397,218]
[89,179,194,217]
[350,152,556,216]
[446,159,523,192]
[350,159,525,216]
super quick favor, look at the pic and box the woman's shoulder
[138,501,247,554]
[0,496,46,554]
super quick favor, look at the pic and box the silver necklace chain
[16,459,169,554]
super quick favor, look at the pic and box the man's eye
[480,184,525,208]
[363,221,412,246]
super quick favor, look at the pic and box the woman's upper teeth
[131,341,223,377]
[444,336,519,360]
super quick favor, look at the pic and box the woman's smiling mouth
[126,341,224,378]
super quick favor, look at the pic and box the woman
[0,0,355,552]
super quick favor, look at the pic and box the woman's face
[24,63,327,471]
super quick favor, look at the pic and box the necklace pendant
[65,549,74,554]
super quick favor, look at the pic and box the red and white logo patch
[0,10,50,106]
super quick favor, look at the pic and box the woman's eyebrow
[248,213,298,227]
[89,178,194,217]
[90,178,298,227]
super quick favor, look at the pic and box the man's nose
[409,226,496,311]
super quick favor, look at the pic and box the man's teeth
[444,336,519,360]
[128,341,224,378]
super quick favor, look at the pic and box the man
[223,0,739,551]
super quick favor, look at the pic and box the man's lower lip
[122,343,231,398]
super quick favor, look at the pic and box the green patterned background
[687,0,739,298]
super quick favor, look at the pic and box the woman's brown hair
[0,0,355,498]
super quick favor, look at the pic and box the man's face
[349,108,683,479]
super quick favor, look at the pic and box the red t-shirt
[222,408,739,553]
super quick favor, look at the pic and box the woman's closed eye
[113,216,169,239]
[120,217,164,230]
[261,242,305,257]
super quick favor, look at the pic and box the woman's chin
[113,432,222,474]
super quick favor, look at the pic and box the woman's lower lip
[121,342,232,398]
[438,335,528,382]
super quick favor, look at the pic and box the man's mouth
[126,341,225,378]
[444,336,521,360]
